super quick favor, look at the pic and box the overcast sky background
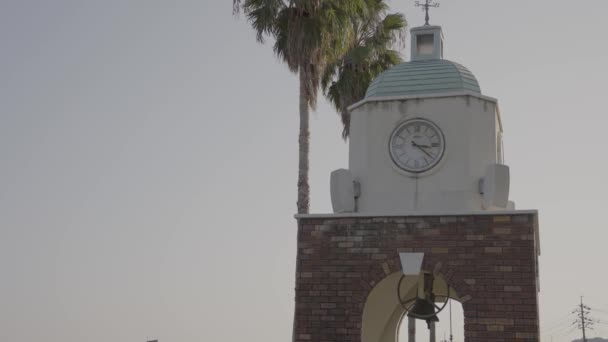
[1,1,608,341]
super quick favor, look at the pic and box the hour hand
[413,142,432,148]
[411,141,432,149]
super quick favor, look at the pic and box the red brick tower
[292,24,540,342]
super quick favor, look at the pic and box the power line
[542,312,577,334]
[542,323,579,341]
[581,296,608,311]
[590,307,608,316]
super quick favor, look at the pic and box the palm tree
[233,0,365,214]
[322,0,406,139]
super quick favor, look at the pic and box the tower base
[293,211,540,342]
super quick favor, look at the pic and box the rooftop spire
[415,0,440,26]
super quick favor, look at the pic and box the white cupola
[329,24,513,215]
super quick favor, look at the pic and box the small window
[416,34,434,55]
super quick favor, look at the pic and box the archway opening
[361,271,465,342]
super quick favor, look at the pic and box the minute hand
[411,141,434,158]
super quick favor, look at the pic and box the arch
[362,272,417,342]
[362,269,462,342]
[362,255,470,301]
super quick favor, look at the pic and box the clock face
[389,118,445,173]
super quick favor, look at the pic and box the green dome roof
[365,59,481,99]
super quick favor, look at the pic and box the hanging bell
[406,298,440,323]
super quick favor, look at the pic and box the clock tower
[294,24,540,342]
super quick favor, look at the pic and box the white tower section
[330,26,512,214]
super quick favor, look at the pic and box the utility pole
[581,296,587,342]
[408,316,416,342]
[449,298,453,342]
[572,296,595,342]
[439,299,453,342]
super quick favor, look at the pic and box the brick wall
[294,213,540,342]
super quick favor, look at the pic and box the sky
[1,0,608,341]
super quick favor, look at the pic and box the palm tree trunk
[297,70,310,214]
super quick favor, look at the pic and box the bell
[400,273,446,329]
[406,298,440,323]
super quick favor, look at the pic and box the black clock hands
[411,141,434,158]
[390,119,444,173]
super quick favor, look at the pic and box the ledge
[294,209,538,220]
[347,90,498,112]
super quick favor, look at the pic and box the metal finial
[415,0,440,26]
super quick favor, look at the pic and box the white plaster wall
[349,95,501,214]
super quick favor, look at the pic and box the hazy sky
[1,1,608,341]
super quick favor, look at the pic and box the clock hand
[411,141,434,158]
[414,142,433,148]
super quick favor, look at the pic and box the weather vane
[415,0,440,26]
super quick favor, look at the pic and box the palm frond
[321,1,407,139]
[238,0,286,42]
